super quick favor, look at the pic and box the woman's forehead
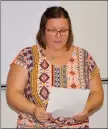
[46,18,69,28]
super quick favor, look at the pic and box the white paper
[46,87,90,117]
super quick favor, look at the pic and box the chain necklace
[50,55,62,61]
[42,48,67,61]
[51,56,56,61]
[49,51,67,61]
[43,51,66,61]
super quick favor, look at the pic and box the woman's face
[45,18,69,50]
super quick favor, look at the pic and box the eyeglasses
[45,28,69,36]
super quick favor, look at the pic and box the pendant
[51,56,56,60]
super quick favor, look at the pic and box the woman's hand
[34,107,52,123]
[72,108,89,122]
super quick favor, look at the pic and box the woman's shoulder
[73,45,89,53]
[73,45,90,56]
[21,44,37,51]
[19,44,38,54]
[11,44,38,70]
[73,45,96,63]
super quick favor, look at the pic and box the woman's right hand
[34,107,52,123]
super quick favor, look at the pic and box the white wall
[1,1,61,85]
[1,84,107,128]
[1,1,107,128]
[1,1,107,85]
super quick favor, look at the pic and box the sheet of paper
[46,87,90,117]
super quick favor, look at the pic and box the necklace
[42,49,67,61]
[50,51,67,61]
[51,55,62,61]
[51,56,56,60]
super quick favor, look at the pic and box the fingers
[40,112,52,117]
[36,115,48,123]
[40,112,52,120]
[73,112,88,122]
[73,117,86,122]
[36,114,51,122]
[35,107,52,122]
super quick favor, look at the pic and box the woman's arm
[6,64,36,116]
[84,73,104,116]
[73,73,104,122]
[6,64,52,122]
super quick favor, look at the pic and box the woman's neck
[45,45,67,56]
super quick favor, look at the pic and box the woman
[6,6,104,128]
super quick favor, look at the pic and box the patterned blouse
[11,43,99,128]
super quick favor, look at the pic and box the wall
[1,1,107,128]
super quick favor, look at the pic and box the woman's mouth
[54,41,62,44]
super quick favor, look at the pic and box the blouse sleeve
[10,47,32,70]
[87,52,100,80]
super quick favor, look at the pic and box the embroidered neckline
[37,43,76,68]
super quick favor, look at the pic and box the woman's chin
[53,43,66,49]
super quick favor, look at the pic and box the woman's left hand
[72,108,89,122]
